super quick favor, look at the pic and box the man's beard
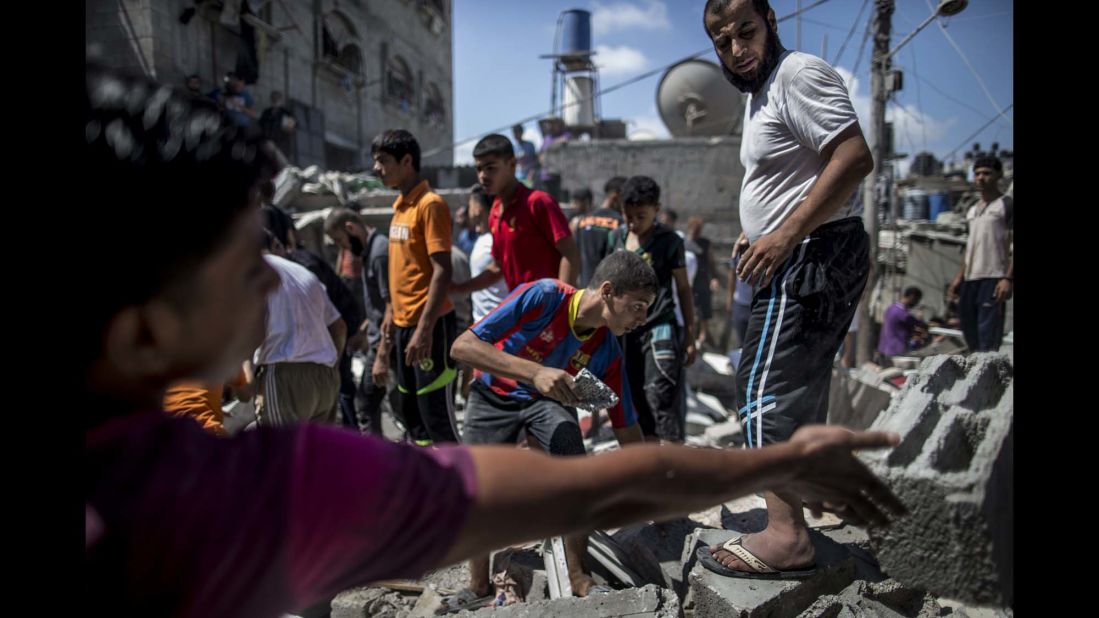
[718,25,784,94]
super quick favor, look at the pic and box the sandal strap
[721,537,778,573]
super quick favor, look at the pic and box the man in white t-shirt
[467,185,510,323]
[700,0,875,580]
[948,155,1013,352]
[255,240,347,426]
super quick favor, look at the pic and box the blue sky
[451,0,1013,174]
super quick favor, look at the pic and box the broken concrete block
[407,586,442,618]
[797,579,946,618]
[331,586,413,618]
[702,418,743,447]
[827,367,896,431]
[526,571,549,602]
[686,528,882,617]
[586,530,650,588]
[613,517,711,596]
[861,353,1013,607]
[937,597,1015,618]
[455,584,679,617]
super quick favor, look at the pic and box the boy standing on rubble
[443,251,651,609]
[372,129,459,445]
[605,176,697,444]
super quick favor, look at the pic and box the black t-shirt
[575,207,624,287]
[259,106,296,142]
[607,223,686,329]
[685,236,712,288]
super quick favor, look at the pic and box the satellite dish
[657,59,745,137]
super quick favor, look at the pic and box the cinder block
[861,353,1013,607]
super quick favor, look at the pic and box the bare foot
[570,573,599,597]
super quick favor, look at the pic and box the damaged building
[86,0,455,170]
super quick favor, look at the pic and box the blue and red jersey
[469,279,637,428]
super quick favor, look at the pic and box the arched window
[423,82,445,128]
[387,56,413,112]
[322,11,363,75]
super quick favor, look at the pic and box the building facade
[86,0,454,170]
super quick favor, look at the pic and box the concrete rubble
[798,579,950,618]
[861,353,1013,607]
[456,584,679,617]
[331,585,415,618]
[685,526,882,617]
[328,353,1013,618]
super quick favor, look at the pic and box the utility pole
[856,0,893,366]
[796,0,802,51]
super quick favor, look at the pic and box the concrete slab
[797,579,946,618]
[330,586,414,618]
[703,418,744,447]
[612,517,712,596]
[455,584,679,617]
[861,354,1013,606]
[686,528,882,617]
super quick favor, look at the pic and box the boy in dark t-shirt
[606,176,696,443]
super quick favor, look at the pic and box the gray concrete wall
[86,0,454,170]
[86,0,157,77]
[542,137,746,244]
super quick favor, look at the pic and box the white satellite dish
[657,59,745,137]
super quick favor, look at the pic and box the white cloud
[833,66,957,176]
[592,0,671,36]
[594,44,648,77]
[627,114,671,141]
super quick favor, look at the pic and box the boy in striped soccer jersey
[449,251,653,602]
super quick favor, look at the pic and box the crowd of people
[83,1,1013,616]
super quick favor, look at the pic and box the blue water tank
[928,192,951,220]
[902,189,929,220]
[560,9,592,54]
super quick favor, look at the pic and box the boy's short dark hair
[263,205,295,247]
[588,251,660,297]
[604,176,628,196]
[469,183,493,209]
[903,286,923,301]
[572,188,593,203]
[81,62,281,367]
[972,155,1002,173]
[371,129,421,171]
[472,133,514,160]
[324,207,365,235]
[705,0,772,21]
[621,176,661,207]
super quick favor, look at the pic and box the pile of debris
[273,165,386,211]
[324,352,1012,618]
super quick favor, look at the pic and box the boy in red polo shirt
[452,134,581,295]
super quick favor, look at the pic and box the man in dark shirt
[259,91,297,161]
[325,207,396,435]
[573,176,626,288]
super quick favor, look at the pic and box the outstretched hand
[783,425,907,527]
